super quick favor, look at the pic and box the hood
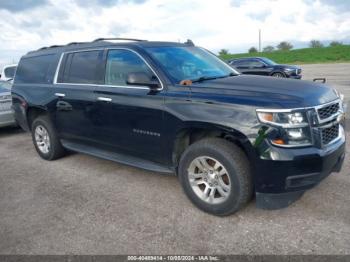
[190,75,339,109]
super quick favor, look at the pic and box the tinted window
[232,60,250,67]
[60,50,104,84]
[4,66,16,78]
[15,55,54,84]
[105,49,154,86]
[249,59,265,68]
[146,46,237,83]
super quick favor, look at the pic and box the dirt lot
[0,63,349,255]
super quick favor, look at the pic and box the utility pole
[259,29,261,52]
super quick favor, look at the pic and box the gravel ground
[0,63,349,255]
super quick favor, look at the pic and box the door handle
[55,93,66,98]
[97,97,112,102]
[56,101,72,111]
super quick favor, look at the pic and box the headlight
[256,109,312,147]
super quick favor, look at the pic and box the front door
[92,49,165,163]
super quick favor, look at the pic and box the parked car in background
[0,64,17,81]
[228,57,302,79]
[0,80,16,127]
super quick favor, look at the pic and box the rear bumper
[254,130,346,209]
[0,110,16,127]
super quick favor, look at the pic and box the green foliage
[263,45,275,52]
[276,41,293,51]
[309,40,324,48]
[248,47,258,53]
[218,49,229,56]
[329,41,343,47]
[219,45,350,64]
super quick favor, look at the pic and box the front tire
[178,138,253,216]
[272,72,285,78]
[31,115,66,160]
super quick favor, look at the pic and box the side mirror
[126,72,160,89]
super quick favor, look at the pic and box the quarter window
[60,50,104,84]
[15,55,55,84]
[105,49,154,86]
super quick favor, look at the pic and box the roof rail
[92,37,146,42]
[66,42,89,46]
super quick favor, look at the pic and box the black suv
[12,38,345,216]
[228,57,302,79]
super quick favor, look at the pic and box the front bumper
[289,74,302,79]
[254,130,346,209]
[0,110,16,127]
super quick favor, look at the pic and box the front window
[146,46,238,83]
[260,58,277,66]
[105,49,155,86]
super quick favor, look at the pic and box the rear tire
[178,138,253,216]
[31,115,66,160]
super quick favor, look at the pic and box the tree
[218,49,229,56]
[263,45,275,52]
[276,41,293,51]
[248,47,258,53]
[329,41,343,47]
[309,40,324,48]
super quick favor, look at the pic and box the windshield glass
[0,81,11,92]
[260,58,277,66]
[146,46,238,83]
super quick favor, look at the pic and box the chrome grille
[317,102,339,120]
[321,124,339,145]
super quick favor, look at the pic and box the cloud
[74,0,147,7]
[0,0,349,68]
[0,0,49,12]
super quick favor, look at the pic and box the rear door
[231,60,250,74]
[53,49,104,144]
[91,48,166,163]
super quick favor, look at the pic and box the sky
[0,0,349,67]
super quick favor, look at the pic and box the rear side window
[15,55,54,84]
[59,50,104,84]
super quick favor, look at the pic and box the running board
[61,140,174,174]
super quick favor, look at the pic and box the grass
[220,45,350,64]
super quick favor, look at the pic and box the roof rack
[29,37,147,54]
[92,37,146,42]
[66,42,89,46]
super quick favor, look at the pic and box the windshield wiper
[191,72,237,83]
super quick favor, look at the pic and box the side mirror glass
[126,72,160,89]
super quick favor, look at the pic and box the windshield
[146,46,239,83]
[0,81,11,92]
[260,58,277,66]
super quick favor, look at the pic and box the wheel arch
[270,70,286,77]
[26,106,50,131]
[171,122,255,170]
